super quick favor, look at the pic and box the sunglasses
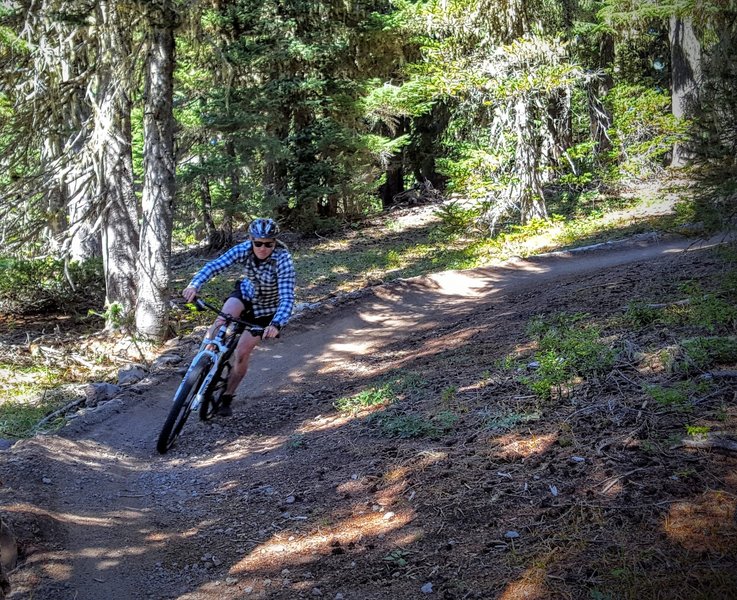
[253,240,275,248]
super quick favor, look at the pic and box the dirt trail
[0,233,729,600]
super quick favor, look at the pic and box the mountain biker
[182,217,296,416]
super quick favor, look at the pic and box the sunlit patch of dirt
[493,433,557,460]
[230,510,415,575]
[499,567,548,600]
[664,491,737,555]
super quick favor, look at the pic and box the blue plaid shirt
[188,241,296,327]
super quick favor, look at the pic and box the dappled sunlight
[230,509,414,576]
[145,525,201,543]
[296,412,353,435]
[5,502,143,528]
[426,269,498,297]
[370,325,483,374]
[499,566,548,600]
[192,435,288,468]
[412,449,450,469]
[311,323,431,373]
[26,543,155,581]
[664,491,737,554]
[514,340,538,356]
[326,337,375,356]
[374,466,410,506]
[493,433,557,459]
[77,544,151,561]
[356,309,423,328]
[226,463,420,589]
[21,436,146,474]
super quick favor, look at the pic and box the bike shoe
[217,395,234,417]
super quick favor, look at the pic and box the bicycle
[156,297,264,454]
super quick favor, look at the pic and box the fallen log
[34,396,86,430]
[680,433,737,455]
[645,299,690,309]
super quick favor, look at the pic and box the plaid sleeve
[271,250,296,326]
[188,242,251,290]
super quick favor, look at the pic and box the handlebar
[191,297,265,335]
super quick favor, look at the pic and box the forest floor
[2,183,737,599]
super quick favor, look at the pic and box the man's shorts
[227,280,275,328]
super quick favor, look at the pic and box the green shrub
[685,424,710,437]
[334,384,394,413]
[371,412,437,438]
[523,313,615,399]
[485,410,542,431]
[645,385,688,407]
[0,257,104,314]
[676,336,737,373]
[625,301,661,328]
[686,287,737,332]
[334,371,427,414]
[606,84,688,180]
[433,200,480,234]
[626,279,737,332]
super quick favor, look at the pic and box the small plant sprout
[685,424,710,438]
[441,385,457,406]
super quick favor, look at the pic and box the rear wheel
[157,357,211,454]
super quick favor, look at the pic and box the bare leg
[225,331,260,395]
[207,297,245,339]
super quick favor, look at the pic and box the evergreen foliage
[0,0,735,323]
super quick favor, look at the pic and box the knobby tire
[199,333,238,421]
[199,358,231,421]
[157,356,211,454]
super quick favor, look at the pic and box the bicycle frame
[157,296,266,453]
[172,328,230,411]
[171,298,263,410]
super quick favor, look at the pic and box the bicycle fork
[172,334,229,410]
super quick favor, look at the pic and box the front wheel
[199,358,231,421]
[157,356,211,454]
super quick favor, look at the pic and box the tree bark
[669,15,702,167]
[199,171,217,246]
[512,98,547,224]
[408,103,450,190]
[29,3,95,257]
[223,139,238,246]
[136,4,176,340]
[95,0,139,323]
[588,33,614,155]
[544,87,572,179]
[380,161,405,208]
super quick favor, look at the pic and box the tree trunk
[68,177,100,262]
[95,0,139,323]
[263,109,290,209]
[380,161,404,208]
[42,135,68,249]
[588,33,614,155]
[199,171,217,245]
[408,103,450,190]
[31,4,90,256]
[136,5,176,340]
[223,139,238,246]
[65,44,99,262]
[513,98,547,224]
[669,15,702,167]
[544,88,572,179]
